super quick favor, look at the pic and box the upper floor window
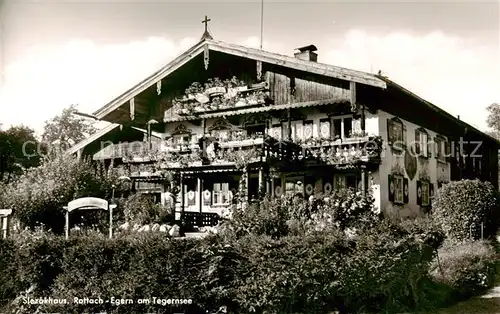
[245,124,266,137]
[173,134,191,145]
[387,117,406,151]
[415,128,429,158]
[331,116,354,139]
[170,124,193,146]
[434,136,447,163]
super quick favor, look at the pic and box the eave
[377,75,500,146]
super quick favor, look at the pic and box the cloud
[1,31,498,136]
[322,30,499,131]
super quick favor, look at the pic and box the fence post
[0,209,13,239]
[481,222,484,240]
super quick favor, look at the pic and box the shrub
[430,240,498,300]
[0,216,446,314]
[432,179,500,241]
[224,189,379,239]
[0,239,19,309]
[0,156,118,233]
[120,193,173,225]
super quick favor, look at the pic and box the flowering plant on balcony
[156,151,202,168]
[173,76,269,116]
[210,147,262,169]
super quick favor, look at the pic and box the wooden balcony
[167,80,270,118]
[299,136,383,166]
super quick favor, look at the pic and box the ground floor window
[393,175,404,204]
[333,174,358,190]
[212,182,230,205]
[285,177,304,197]
[421,181,430,207]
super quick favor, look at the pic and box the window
[291,121,304,141]
[334,174,357,190]
[421,181,430,206]
[281,122,290,140]
[434,137,448,163]
[343,117,353,138]
[173,134,191,145]
[332,118,342,139]
[415,129,428,158]
[334,175,346,190]
[387,118,405,150]
[329,116,354,140]
[211,130,229,141]
[246,124,266,137]
[285,177,304,196]
[394,175,404,204]
[212,183,230,205]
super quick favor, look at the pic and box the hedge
[0,218,447,314]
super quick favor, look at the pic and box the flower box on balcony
[235,86,248,92]
[206,86,226,96]
[195,93,209,104]
[235,100,247,107]
[187,94,196,100]
[344,136,369,144]
[178,108,190,115]
[191,161,203,167]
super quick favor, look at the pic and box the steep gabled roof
[92,38,386,120]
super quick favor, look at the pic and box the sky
[0,0,499,136]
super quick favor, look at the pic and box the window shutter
[430,183,435,206]
[402,123,407,146]
[426,134,431,158]
[403,178,409,204]
[445,141,451,160]
[387,119,394,144]
[416,180,422,206]
[388,175,394,202]
[433,137,438,159]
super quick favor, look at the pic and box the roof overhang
[377,75,500,146]
[92,38,386,122]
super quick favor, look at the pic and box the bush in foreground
[432,179,500,241]
[0,217,445,314]
[430,240,498,300]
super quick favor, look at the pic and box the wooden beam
[129,98,135,120]
[208,41,387,88]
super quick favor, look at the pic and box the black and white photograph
[0,0,499,313]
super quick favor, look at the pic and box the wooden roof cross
[201,15,213,41]
[202,15,211,32]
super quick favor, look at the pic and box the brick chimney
[294,45,318,62]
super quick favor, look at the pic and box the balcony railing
[298,135,383,165]
[95,132,382,170]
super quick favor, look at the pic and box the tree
[486,103,500,140]
[41,104,97,151]
[0,125,42,183]
[0,155,118,233]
